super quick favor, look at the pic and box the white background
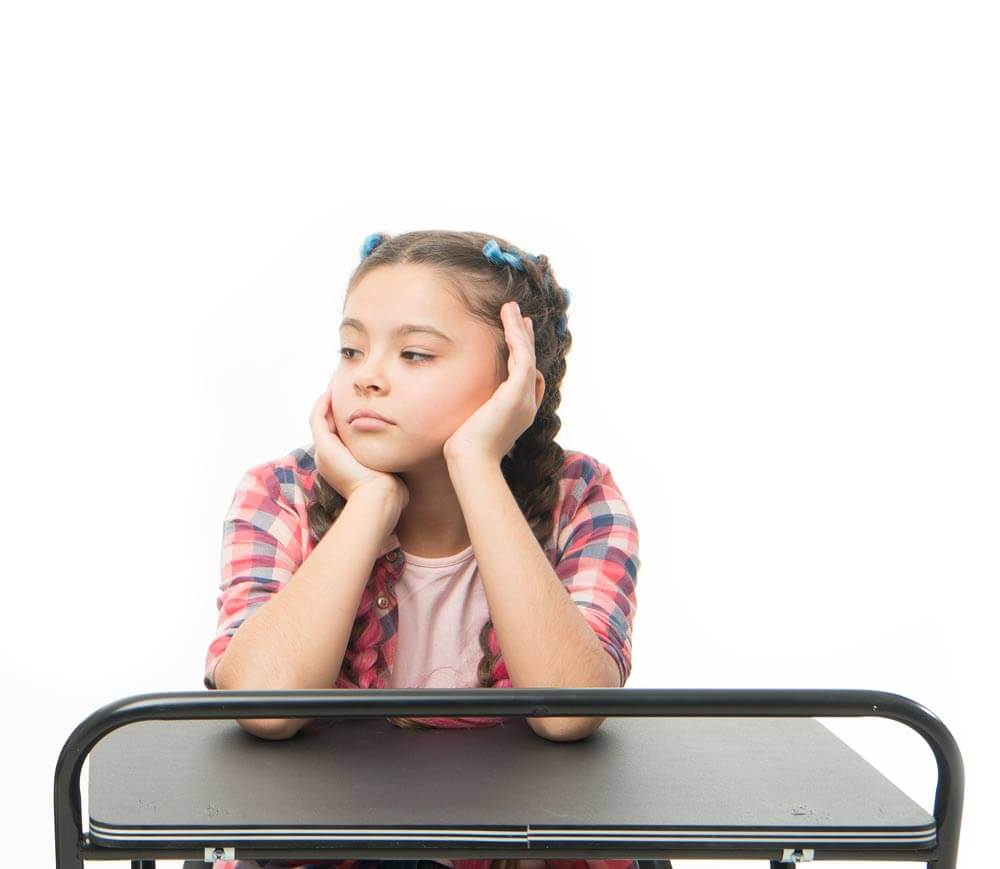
[1,2,996,868]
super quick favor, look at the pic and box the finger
[502,304,535,379]
[310,391,332,432]
[504,302,531,344]
[504,306,524,362]
[309,396,326,436]
[502,303,517,346]
[509,331,535,385]
[321,390,336,431]
[520,315,535,359]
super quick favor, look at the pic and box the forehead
[343,263,467,330]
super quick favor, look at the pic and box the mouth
[349,410,394,424]
[349,414,395,428]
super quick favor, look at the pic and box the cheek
[409,370,495,437]
[405,376,469,433]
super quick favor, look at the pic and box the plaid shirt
[205,442,641,869]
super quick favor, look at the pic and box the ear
[534,370,545,408]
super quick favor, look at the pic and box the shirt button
[376,595,390,609]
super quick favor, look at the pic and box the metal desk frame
[54,688,964,868]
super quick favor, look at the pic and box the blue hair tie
[482,239,527,272]
[481,239,568,338]
[555,286,572,339]
[360,232,385,260]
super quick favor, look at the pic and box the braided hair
[306,229,574,732]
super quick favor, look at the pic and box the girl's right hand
[309,381,410,511]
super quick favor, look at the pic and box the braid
[306,229,573,730]
[532,253,572,344]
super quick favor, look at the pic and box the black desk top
[87,714,934,859]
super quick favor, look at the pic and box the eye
[339,348,433,364]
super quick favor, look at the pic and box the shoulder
[230,442,318,523]
[549,448,635,554]
[554,448,621,515]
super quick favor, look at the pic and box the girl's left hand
[443,301,545,466]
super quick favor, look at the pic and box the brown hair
[306,229,573,733]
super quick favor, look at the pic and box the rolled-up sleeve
[204,466,304,690]
[553,461,640,687]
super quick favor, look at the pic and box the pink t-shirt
[387,541,487,690]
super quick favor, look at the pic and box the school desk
[54,688,963,868]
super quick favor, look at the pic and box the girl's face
[332,262,501,472]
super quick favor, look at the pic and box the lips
[349,410,394,424]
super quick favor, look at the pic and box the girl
[204,230,647,869]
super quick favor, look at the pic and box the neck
[394,457,471,558]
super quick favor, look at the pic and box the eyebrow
[339,317,454,344]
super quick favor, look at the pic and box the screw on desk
[775,848,815,863]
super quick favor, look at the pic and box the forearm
[447,457,620,741]
[215,487,401,738]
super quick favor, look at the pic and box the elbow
[530,715,607,742]
[235,717,300,740]
[525,652,620,741]
[216,657,310,740]
[236,717,313,740]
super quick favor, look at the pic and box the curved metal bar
[55,688,964,868]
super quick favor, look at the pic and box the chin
[343,440,408,473]
[351,439,448,473]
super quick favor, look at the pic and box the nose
[352,356,387,394]
[357,380,383,394]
